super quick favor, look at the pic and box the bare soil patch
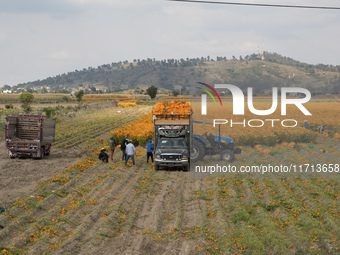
[0,139,83,207]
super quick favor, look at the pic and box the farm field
[0,103,79,110]
[1,102,340,254]
[192,101,340,146]
[0,94,75,105]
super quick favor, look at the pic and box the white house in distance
[2,89,12,93]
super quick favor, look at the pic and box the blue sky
[0,0,340,86]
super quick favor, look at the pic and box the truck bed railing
[158,128,187,136]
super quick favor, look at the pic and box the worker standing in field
[146,139,154,163]
[125,140,136,166]
[121,134,129,161]
[109,136,116,161]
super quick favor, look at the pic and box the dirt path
[0,139,83,207]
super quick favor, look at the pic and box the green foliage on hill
[15,52,340,94]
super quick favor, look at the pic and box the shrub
[61,96,70,102]
[5,103,13,109]
[21,104,32,113]
[43,107,56,118]
[19,92,34,105]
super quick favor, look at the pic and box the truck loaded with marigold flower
[152,101,241,171]
[153,101,191,171]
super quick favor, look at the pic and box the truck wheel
[191,140,205,162]
[45,149,50,156]
[220,150,235,162]
[155,164,160,171]
[183,165,189,172]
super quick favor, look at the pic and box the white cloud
[0,0,340,86]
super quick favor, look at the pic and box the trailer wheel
[220,150,235,162]
[45,149,50,156]
[191,140,205,162]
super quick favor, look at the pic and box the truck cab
[153,116,190,171]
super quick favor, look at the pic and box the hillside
[14,52,340,94]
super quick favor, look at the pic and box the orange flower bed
[323,131,329,138]
[287,142,296,150]
[118,102,137,108]
[82,97,135,101]
[110,113,153,146]
[263,149,271,155]
[191,101,329,146]
[334,133,339,141]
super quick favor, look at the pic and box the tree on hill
[2,84,11,90]
[146,86,158,99]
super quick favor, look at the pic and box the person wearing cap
[304,120,309,129]
[125,140,136,166]
[99,148,109,163]
[109,136,116,161]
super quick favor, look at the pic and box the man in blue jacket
[146,139,154,163]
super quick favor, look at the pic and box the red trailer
[5,115,56,159]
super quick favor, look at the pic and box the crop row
[55,106,150,148]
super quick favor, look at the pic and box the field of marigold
[191,101,340,146]
[110,113,154,146]
[117,102,137,108]
[1,101,340,255]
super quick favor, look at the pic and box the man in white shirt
[125,140,136,166]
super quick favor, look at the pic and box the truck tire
[39,147,45,160]
[155,164,160,171]
[183,165,189,172]
[191,140,205,162]
[220,150,234,162]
